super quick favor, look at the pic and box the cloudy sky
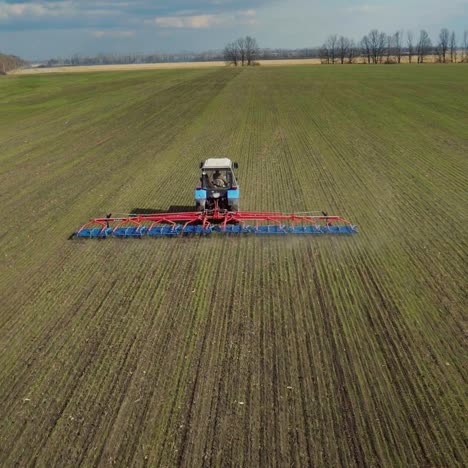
[1,0,467,60]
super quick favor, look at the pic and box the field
[10,59,322,75]
[10,56,444,75]
[0,65,467,466]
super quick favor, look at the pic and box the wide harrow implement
[73,210,358,238]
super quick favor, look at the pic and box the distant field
[11,58,322,74]
[10,55,450,75]
[0,65,467,466]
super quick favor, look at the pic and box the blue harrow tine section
[112,227,147,238]
[213,225,288,234]
[75,225,209,238]
[182,225,212,235]
[290,225,358,234]
[290,226,325,234]
[215,225,358,235]
[75,228,111,238]
[214,225,251,234]
[74,222,358,238]
[148,225,182,237]
[254,225,288,234]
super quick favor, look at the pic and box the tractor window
[202,170,233,190]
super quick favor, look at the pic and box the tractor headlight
[212,192,221,198]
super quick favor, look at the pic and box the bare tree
[361,35,371,63]
[438,28,449,63]
[435,42,443,63]
[386,34,393,62]
[326,35,338,63]
[319,44,330,64]
[224,36,259,66]
[378,31,386,63]
[70,53,82,66]
[417,30,432,63]
[337,36,350,64]
[236,37,246,66]
[368,29,386,63]
[449,31,457,63]
[347,40,357,64]
[245,36,259,65]
[463,30,468,62]
[407,31,414,63]
[223,42,239,66]
[394,31,403,63]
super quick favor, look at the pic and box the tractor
[73,158,357,238]
[195,158,240,212]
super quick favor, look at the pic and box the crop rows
[0,65,467,466]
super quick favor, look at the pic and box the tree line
[44,47,321,68]
[320,29,468,64]
[0,53,28,74]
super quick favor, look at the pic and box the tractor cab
[202,169,234,190]
[195,158,240,212]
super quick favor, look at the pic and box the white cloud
[148,14,225,29]
[240,9,257,17]
[146,9,258,29]
[0,0,123,20]
[92,30,135,38]
[238,9,257,25]
[0,1,75,19]
[344,5,385,14]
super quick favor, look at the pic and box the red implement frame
[76,209,355,233]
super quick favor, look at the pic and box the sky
[0,0,467,60]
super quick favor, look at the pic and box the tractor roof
[203,158,232,169]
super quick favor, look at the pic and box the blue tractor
[195,158,240,212]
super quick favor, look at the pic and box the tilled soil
[0,65,467,466]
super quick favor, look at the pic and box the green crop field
[1,65,467,466]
